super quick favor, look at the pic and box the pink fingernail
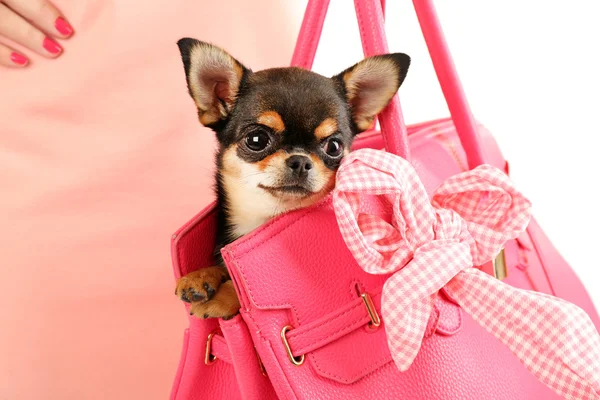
[55,17,74,36]
[43,37,62,54]
[10,52,28,66]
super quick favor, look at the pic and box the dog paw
[175,266,229,304]
[189,280,241,320]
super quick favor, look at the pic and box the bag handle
[292,0,409,159]
[291,0,386,70]
[291,0,487,168]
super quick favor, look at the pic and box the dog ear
[334,53,410,132]
[177,38,250,127]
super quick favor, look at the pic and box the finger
[0,42,29,68]
[0,4,62,58]
[2,0,73,38]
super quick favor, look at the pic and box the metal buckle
[204,329,219,365]
[493,249,508,280]
[280,325,305,366]
[361,292,381,329]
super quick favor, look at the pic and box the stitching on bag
[291,303,366,354]
[309,343,393,384]
[298,314,368,356]
[306,300,392,383]
[233,196,329,258]
[239,307,296,388]
[435,302,462,335]
[174,207,218,279]
[242,308,273,346]
[226,253,303,324]
[230,216,392,383]
[254,324,301,400]
[433,132,468,172]
[434,291,463,334]
[227,0,397,369]
[226,200,333,314]
[424,306,440,338]
[175,205,217,241]
[359,358,397,382]
[171,328,190,399]
[227,196,392,381]
[289,288,382,349]
[288,299,362,339]
[525,223,557,296]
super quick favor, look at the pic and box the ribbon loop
[333,148,600,400]
[432,164,532,264]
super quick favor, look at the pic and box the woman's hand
[0,0,73,68]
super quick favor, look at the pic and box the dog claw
[180,289,192,303]
[203,282,216,299]
[176,266,230,309]
[192,292,205,302]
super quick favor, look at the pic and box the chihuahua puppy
[174,38,410,319]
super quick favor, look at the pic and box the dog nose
[286,155,313,177]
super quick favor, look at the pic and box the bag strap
[285,292,381,358]
[413,0,485,168]
[291,0,487,169]
[282,288,462,361]
[292,0,409,159]
[291,0,386,70]
[354,0,410,160]
[205,332,232,365]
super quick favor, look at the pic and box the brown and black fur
[174,38,410,319]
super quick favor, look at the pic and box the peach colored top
[0,1,298,398]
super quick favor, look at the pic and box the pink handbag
[170,0,600,399]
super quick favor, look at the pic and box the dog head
[177,38,410,237]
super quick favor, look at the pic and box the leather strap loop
[285,293,381,357]
[283,285,469,360]
[209,333,232,364]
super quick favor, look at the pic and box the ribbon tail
[382,277,434,371]
[381,242,472,371]
[446,268,600,400]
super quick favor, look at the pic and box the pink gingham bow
[333,148,600,400]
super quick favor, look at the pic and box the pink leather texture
[171,120,600,399]
[170,207,277,400]
[223,123,600,400]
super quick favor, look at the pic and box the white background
[286,1,600,307]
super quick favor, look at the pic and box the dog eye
[322,138,343,157]
[245,130,271,151]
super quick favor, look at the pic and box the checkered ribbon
[333,148,600,400]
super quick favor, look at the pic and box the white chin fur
[223,165,321,238]
[221,147,330,239]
